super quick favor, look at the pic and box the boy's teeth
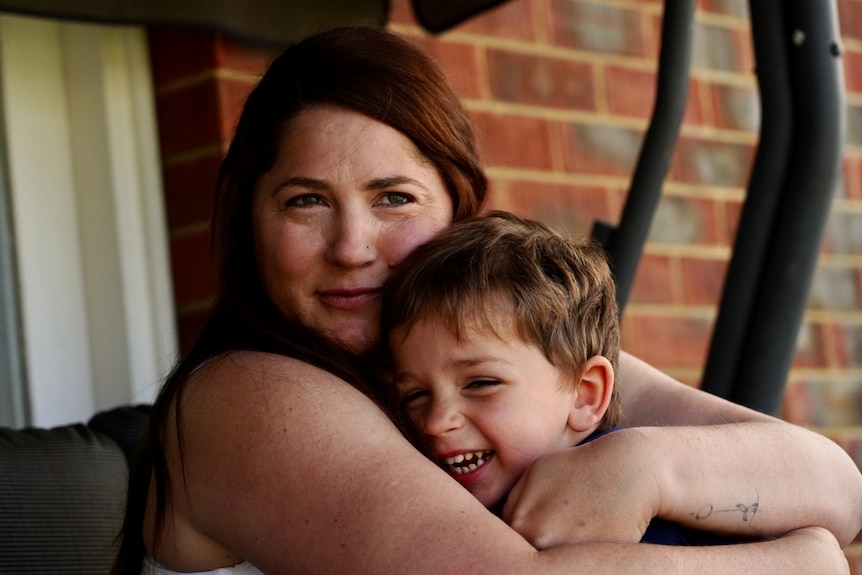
[444,450,491,473]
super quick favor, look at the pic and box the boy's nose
[422,398,464,437]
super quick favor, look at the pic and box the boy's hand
[502,430,659,548]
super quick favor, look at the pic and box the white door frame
[0,14,176,427]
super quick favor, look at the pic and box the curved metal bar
[601,0,697,313]
[700,0,794,400]
[730,0,845,413]
[411,0,508,33]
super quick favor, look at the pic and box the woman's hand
[502,430,659,548]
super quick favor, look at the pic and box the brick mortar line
[170,221,210,239]
[656,367,702,380]
[391,2,748,31]
[391,30,758,91]
[657,183,745,200]
[484,166,629,187]
[155,68,261,97]
[177,298,216,316]
[641,244,731,259]
[463,99,759,143]
[806,309,862,323]
[162,143,227,168]
[812,427,862,439]
[391,21,755,83]
[790,369,862,383]
[624,304,862,324]
[695,11,751,29]
[481,167,649,192]
[464,98,650,126]
[818,253,862,267]
[831,198,862,213]
[623,303,717,318]
[688,69,756,86]
[483,167,747,200]
[840,37,862,52]
[572,0,663,15]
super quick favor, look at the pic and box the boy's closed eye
[465,379,502,391]
[397,387,428,407]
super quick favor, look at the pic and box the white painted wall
[0,15,177,427]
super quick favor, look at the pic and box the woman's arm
[150,351,849,574]
[503,351,862,548]
[630,528,848,575]
[504,425,862,546]
[617,351,775,426]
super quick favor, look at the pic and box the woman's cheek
[386,218,451,266]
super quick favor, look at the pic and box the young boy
[380,210,738,546]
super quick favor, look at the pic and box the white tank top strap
[142,555,264,575]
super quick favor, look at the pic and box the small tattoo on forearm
[691,489,760,524]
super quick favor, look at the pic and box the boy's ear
[567,355,615,432]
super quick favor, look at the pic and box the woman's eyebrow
[365,175,429,191]
[271,175,428,196]
[271,176,329,195]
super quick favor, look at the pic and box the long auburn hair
[111,25,487,574]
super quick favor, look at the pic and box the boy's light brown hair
[382,210,622,429]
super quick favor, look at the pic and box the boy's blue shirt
[581,427,744,546]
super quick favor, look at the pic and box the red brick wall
[147,0,862,558]
[145,0,862,422]
[385,0,862,443]
[388,0,754,387]
[147,28,280,351]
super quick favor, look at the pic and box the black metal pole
[700,0,794,400]
[598,0,697,314]
[728,0,844,414]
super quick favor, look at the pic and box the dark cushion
[89,404,152,464]
[0,405,150,575]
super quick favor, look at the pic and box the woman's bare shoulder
[193,349,344,384]
[154,350,403,572]
[185,350,372,412]
[170,350,392,459]
[163,349,538,574]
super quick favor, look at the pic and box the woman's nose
[325,211,377,268]
[422,398,464,437]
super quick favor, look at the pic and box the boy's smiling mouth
[443,450,495,474]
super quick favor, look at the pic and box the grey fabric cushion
[0,406,149,575]
[89,404,151,464]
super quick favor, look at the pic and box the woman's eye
[378,192,412,206]
[285,194,325,208]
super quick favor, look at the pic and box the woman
[116,25,861,574]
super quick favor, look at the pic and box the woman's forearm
[505,421,862,549]
[647,422,862,546]
[539,527,848,575]
[617,351,775,427]
[617,351,862,546]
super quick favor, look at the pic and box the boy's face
[389,310,584,510]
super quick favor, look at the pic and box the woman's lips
[317,287,382,310]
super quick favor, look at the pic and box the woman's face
[252,106,454,353]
